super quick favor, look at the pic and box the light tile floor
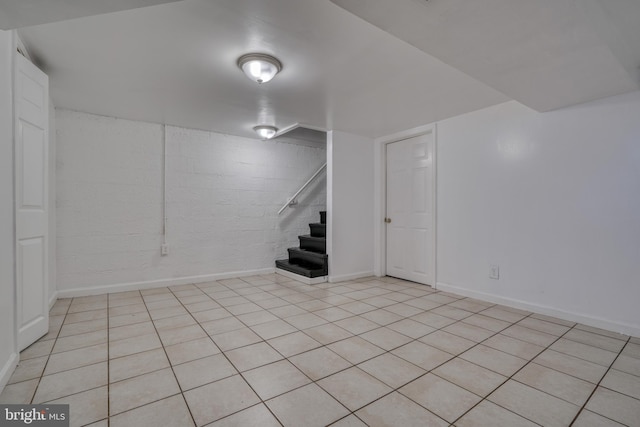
[1,274,639,426]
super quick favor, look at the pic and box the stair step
[319,211,326,225]
[287,248,328,269]
[275,259,327,278]
[309,223,326,238]
[299,235,326,253]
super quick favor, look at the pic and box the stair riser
[309,223,326,237]
[276,259,327,278]
[299,237,326,253]
[287,248,328,269]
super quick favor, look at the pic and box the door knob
[384,218,392,223]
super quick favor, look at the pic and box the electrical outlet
[161,244,169,256]
[489,264,500,280]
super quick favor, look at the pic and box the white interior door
[385,132,435,285]
[15,53,49,351]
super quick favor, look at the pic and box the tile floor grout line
[567,336,632,427]
[28,297,73,405]
[549,335,627,360]
[469,313,624,371]
[447,310,568,426]
[103,391,183,420]
[202,401,284,427]
[200,280,290,426]
[187,279,427,425]
[312,317,451,425]
[523,349,620,385]
[151,285,201,427]
[469,319,632,427]
[406,310,533,424]
[216,289,349,425]
[571,324,631,341]
[515,326,632,386]
[106,292,115,427]
[178,288,272,426]
[168,281,288,426]
[306,285,493,425]
[36,295,107,417]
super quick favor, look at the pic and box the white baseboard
[436,281,640,338]
[48,291,58,310]
[57,268,276,298]
[0,352,19,393]
[275,268,328,285]
[329,271,374,283]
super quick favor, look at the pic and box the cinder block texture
[56,110,326,290]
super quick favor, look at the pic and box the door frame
[374,123,437,287]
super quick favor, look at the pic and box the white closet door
[15,53,49,351]
[386,132,435,285]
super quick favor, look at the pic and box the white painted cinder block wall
[435,91,640,336]
[55,110,326,294]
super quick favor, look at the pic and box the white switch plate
[161,244,169,256]
[490,264,500,279]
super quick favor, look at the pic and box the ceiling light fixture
[253,125,278,140]
[237,53,282,84]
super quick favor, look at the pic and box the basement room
[1,0,639,426]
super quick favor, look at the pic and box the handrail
[278,163,327,215]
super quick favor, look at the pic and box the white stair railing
[278,163,326,215]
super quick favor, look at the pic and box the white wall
[327,131,374,281]
[436,91,640,335]
[0,29,18,390]
[55,110,326,294]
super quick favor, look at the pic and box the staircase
[276,211,328,280]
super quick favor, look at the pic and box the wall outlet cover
[490,264,500,279]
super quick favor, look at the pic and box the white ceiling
[13,0,508,139]
[0,0,184,30]
[10,0,640,139]
[330,0,640,112]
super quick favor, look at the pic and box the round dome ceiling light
[237,53,282,84]
[253,125,278,140]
